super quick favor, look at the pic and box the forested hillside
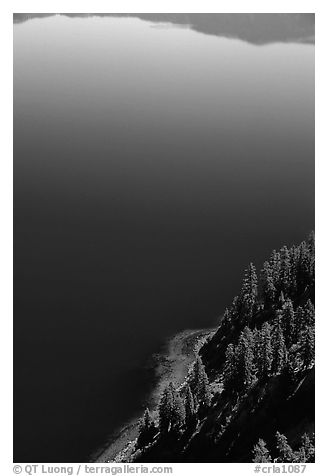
[117,233,315,463]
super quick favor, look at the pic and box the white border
[2,1,325,474]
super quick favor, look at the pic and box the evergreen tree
[184,384,196,427]
[138,408,155,447]
[230,295,242,319]
[294,305,304,344]
[139,407,151,433]
[289,245,300,295]
[308,231,315,255]
[200,368,211,410]
[303,300,315,329]
[198,372,211,411]
[235,327,256,392]
[281,299,295,348]
[308,232,315,283]
[169,382,185,432]
[261,261,276,307]
[252,328,262,374]
[296,433,315,462]
[221,308,232,331]
[158,385,173,434]
[240,263,258,322]
[276,432,295,462]
[302,326,315,369]
[279,290,285,307]
[271,312,287,374]
[297,241,312,292]
[158,382,185,434]
[294,300,314,341]
[223,343,237,394]
[279,246,291,295]
[283,350,302,386]
[257,322,273,380]
[269,249,281,289]
[188,356,211,408]
[252,439,272,463]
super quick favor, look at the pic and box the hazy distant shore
[93,327,214,463]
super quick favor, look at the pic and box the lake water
[14,14,314,462]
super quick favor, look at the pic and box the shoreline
[93,327,214,463]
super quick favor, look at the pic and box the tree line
[253,432,314,463]
[134,232,315,461]
[138,356,211,446]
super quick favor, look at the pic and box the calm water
[14,14,314,462]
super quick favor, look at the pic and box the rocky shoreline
[93,327,214,463]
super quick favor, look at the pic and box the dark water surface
[14,14,314,462]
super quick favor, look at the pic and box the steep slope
[117,233,315,463]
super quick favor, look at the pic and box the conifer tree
[297,241,312,292]
[294,300,314,341]
[294,305,304,343]
[235,327,256,392]
[221,308,232,330]
[257,322,273,380]
[308,231,315,255]
[198,372,211,411]
[284,351,302,386]
[276,432,295,462]
[289,245,300,295]
[240,263,258,322]
[252,328,262,373]
[158,385,173,434]
[223,343,237,394]
[303,300,315,329]
[138,408,155,446]
[271,312,287,374]
[158,382,185,434]
[279,246,291,295]
[270,249,281,289]
[308,232,315,283]
[279,290,285,307]
[252,439,272,463]
[261,261,276,307]
[281,299,295,348]
[184,384,196,427]
[139,407,151,433]
[230,295,242,319]
[296,433,315,462]
[188,356,211,407]
[302,326,315,369]
[169,382,185,432]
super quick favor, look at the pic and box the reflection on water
[14,13,314,45]
[14,14,314,462]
